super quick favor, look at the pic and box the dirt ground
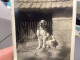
[17,40,71,60]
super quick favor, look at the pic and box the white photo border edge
[11,0,77,60]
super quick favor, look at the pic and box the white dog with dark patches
[46,35,58,50]
[37,20,49,49]
[37,20,58,49]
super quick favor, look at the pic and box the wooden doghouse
[14,0,73,44]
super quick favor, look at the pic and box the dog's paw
[36,46,41,49]
[51,47,56,50]
[42,46,46,49]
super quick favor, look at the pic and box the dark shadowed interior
[15,9,52,43]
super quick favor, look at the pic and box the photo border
[70,0,77,60]
[11,0,77,60]
[11,0,17,60]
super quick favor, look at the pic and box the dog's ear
[55,40,58,46]
[44,21,47,26]
[37,21,41,29]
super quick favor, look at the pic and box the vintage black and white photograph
[12,0,75,60]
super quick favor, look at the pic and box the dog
[46,35,58,50]
[36,20,58,49]
[37,20,49,49]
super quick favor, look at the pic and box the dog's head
[51,40,58,47]
[38,20,47,29]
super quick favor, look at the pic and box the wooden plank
[46,2,52,8]
[30,0,34,2]
[36,3,42,8]
[34,0,38,2]
[52,2,56,8]
[15,2,23,8]
[23,0,28,2]
[57,2,62,7]
[30,22,31,37]
[52,0,57,1]
[47,21,49,27]
[67,1,73,7]
[31,3,37,8]
[20,3,26,8]
[30,22,31,39]
[27,22,29,37]
[25,21,26,28]
[47,0,52,2]
[26,22,28,36]
[34,22,36,33]
[61,2,67,7]
[38,0,42,2]
[42,0,46,1]
[26,3,32,8]
[52,17,72,20]
[27,0,33,2]
[41,2,46,9]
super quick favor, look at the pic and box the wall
[52,8,72,46]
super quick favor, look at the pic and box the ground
[17,39,71,60]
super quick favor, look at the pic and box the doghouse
[14,0,73,44]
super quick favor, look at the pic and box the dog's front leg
[37,38,41,49]
[42,37,46,48]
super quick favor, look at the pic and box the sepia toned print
[12,0,75,60]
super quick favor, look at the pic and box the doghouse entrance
[15,10,52,42]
